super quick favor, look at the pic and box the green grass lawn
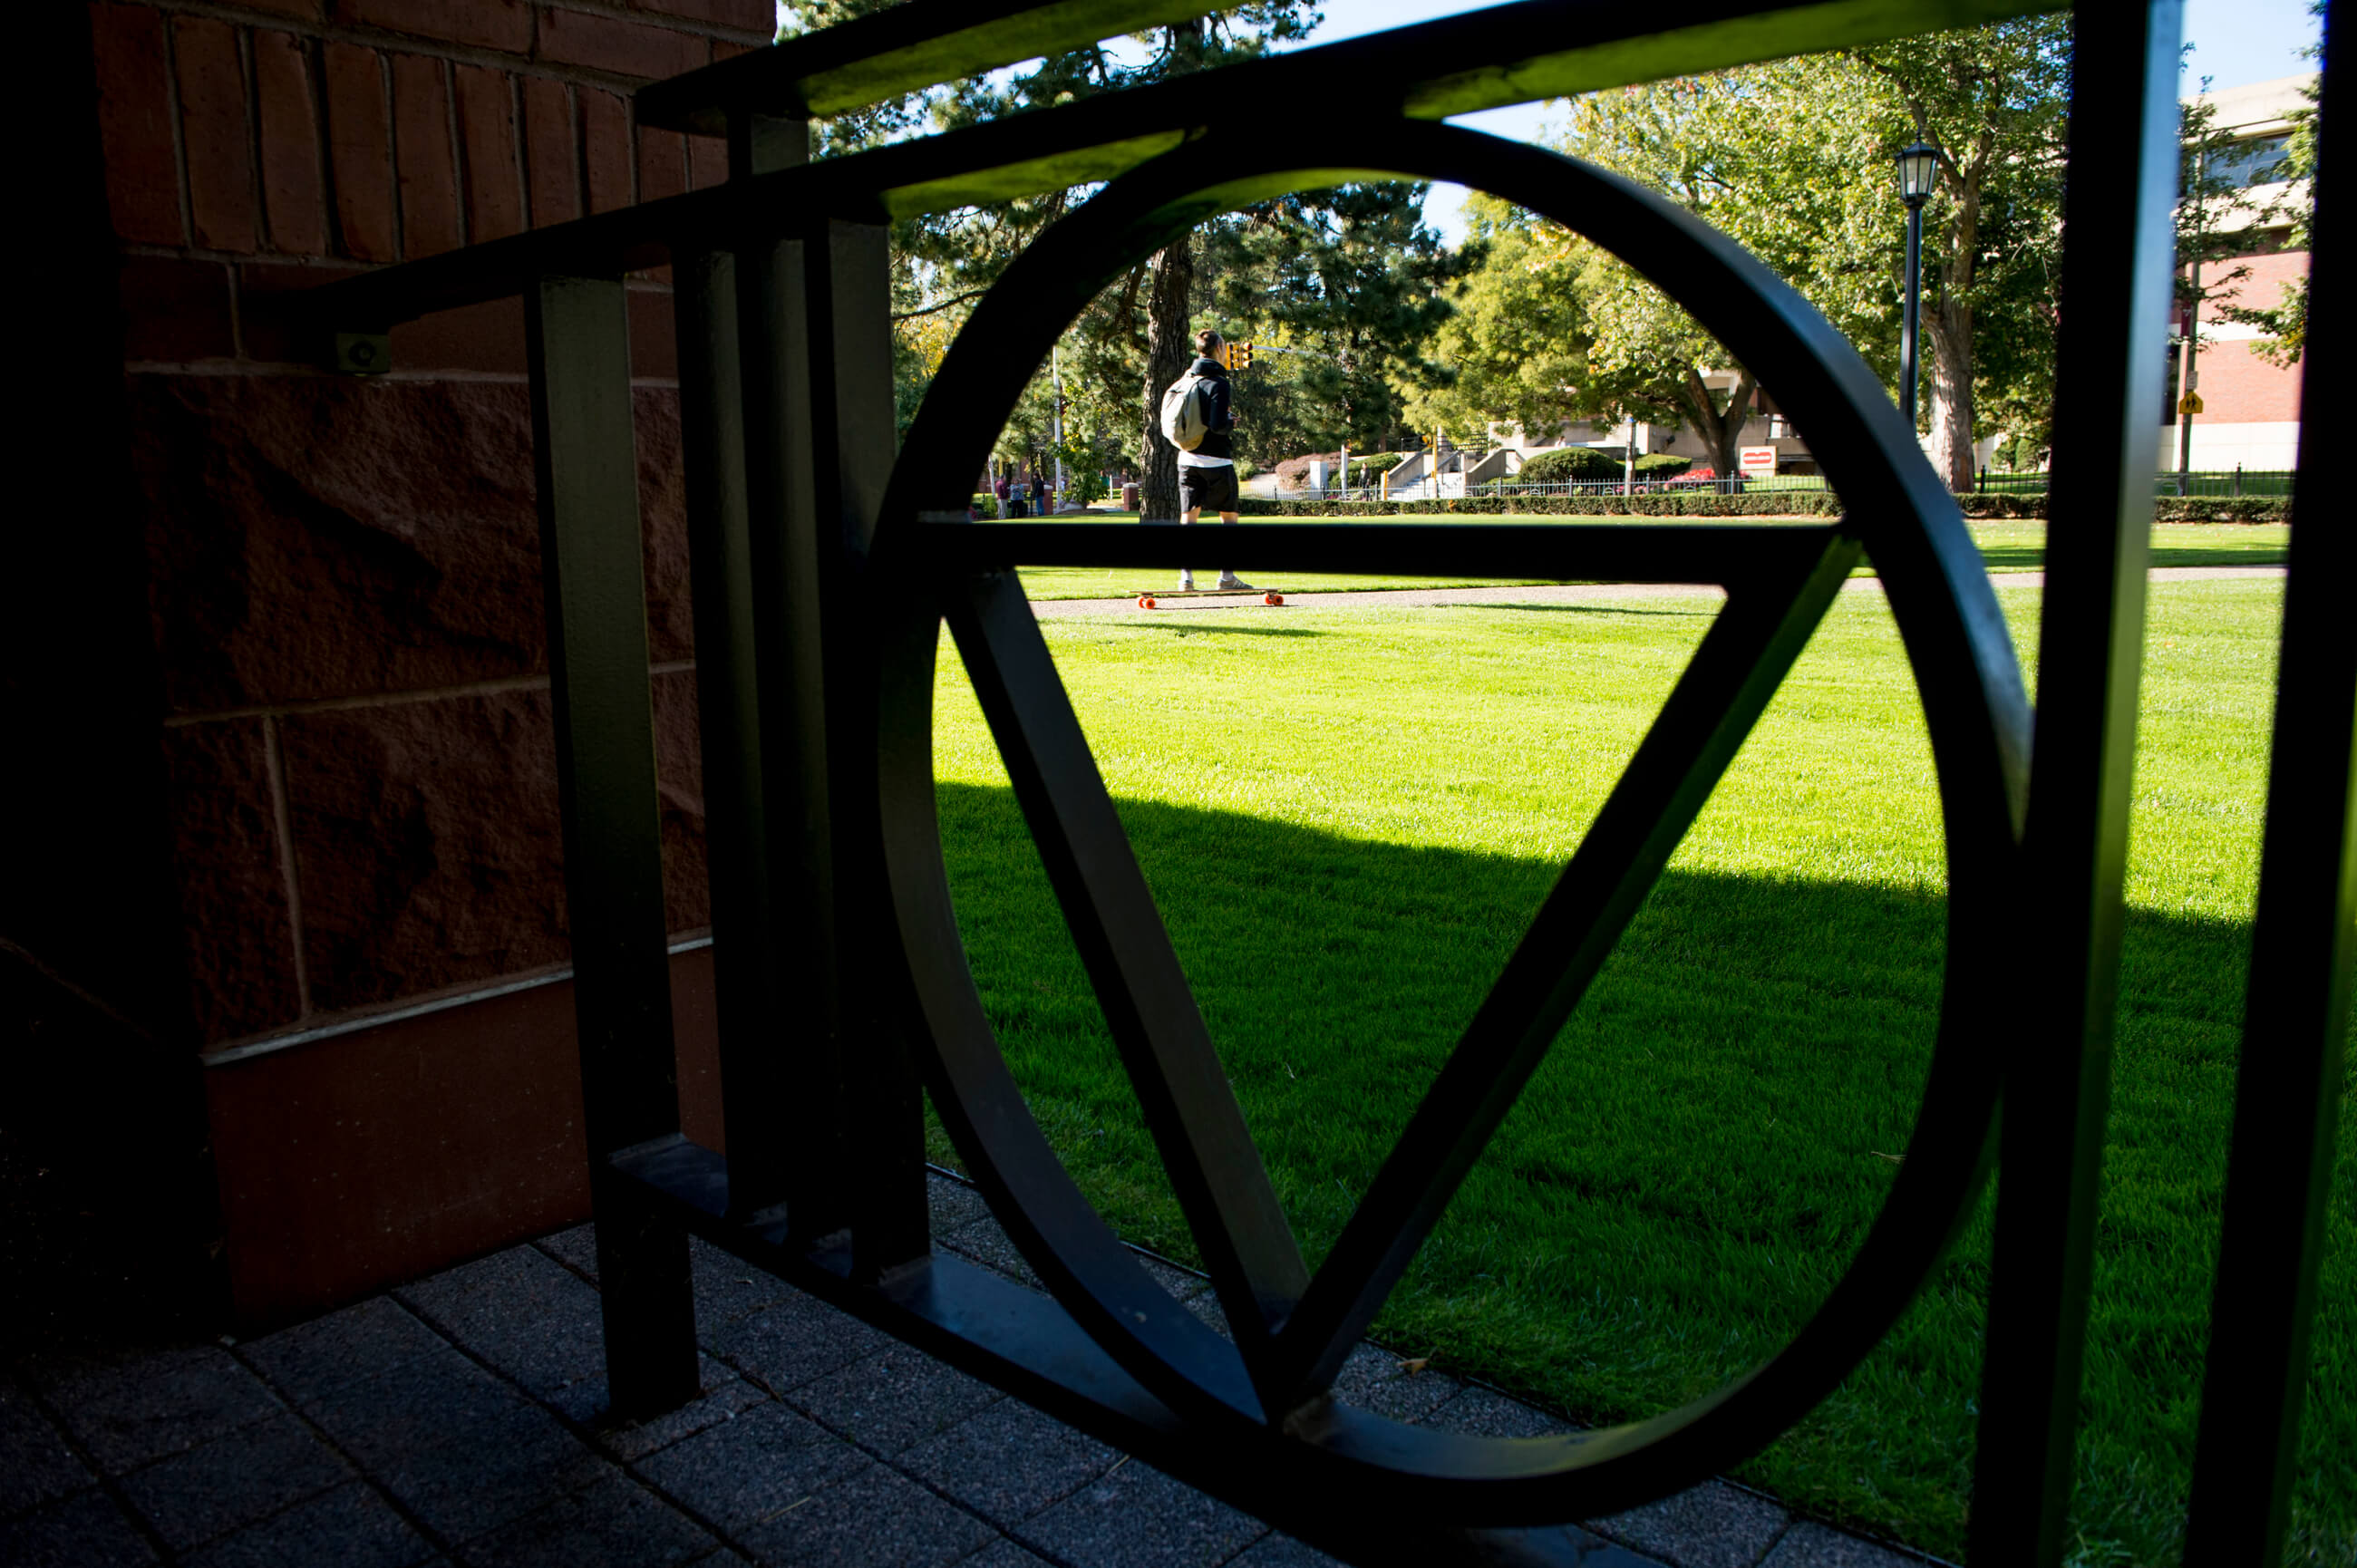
[924,576,2351,1566]
[1005,515,2289,598]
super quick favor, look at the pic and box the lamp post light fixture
[1896,141,1939,432]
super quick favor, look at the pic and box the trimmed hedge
[1234,493,2293,523]
[1516,446,1622,483]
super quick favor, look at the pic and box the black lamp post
[1896,141,1939,431]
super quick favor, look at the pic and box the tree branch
[891,287,989,323]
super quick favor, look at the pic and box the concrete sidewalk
[1032,565,2286,618]
[5,1172,1947,1568]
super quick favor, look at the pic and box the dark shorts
[1178,463,1239,515]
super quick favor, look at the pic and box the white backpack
[1159,372,1217,451]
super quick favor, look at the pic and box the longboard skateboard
[1130,587,1286,608]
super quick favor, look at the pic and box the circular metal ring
[868,116,2030,1521]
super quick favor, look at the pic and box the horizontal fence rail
[1286,470,2298,502]
[285,2,2345,1564]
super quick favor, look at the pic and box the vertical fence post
[1966,4,2180,1562]
[730,115,861,1246]
[667,109,810,1222]
[2184,6,2352,1556]
[809,218,934,1280]
[526,274,700,1416]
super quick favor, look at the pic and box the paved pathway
[1033,565,2285,618]
[5,1172,1949,1568]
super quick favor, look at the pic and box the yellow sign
[2178,392,2204,415]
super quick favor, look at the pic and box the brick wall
[91,0,769,1048]
[55,0,771,1321]
[2194,246,2308,426]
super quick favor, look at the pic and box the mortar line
[160,661,695,727]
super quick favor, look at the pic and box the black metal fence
[296,4,2349,1565]
[1296,469,2300,501]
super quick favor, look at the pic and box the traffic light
[1223,341,1254,373]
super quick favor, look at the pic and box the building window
[2209,132,2294,188]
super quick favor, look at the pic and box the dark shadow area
[929,779,2327,1560]
[0,951,220,1357]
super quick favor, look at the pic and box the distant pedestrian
[1170,329,1250,592]
[1031,469,1048,516]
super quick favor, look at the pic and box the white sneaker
[1178,572,1195,590]
[1217,575,1253,590]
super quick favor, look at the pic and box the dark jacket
[1185,355,1236,460]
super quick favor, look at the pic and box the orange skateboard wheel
[1265,592,1284,605]
[1137,595,1157,609]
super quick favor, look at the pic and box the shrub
[1633,453,1693,477]
[1234,494,2292,524]
[1515,445,1623,484]
[971,493,999,519]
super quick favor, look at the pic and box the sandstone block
[134,374,695,712]
[160,720,302,1043]
[281,688,568,1011]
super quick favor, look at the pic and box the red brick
[282,689,567,1011]
[632,0,772,34]
[321,43,396,262]
[689,131,726,189]
[119,256,234,361]
[522,75,577,227]
[390,53,461,258]
[710,38,760,63]
[241,0,325,19]
[175,17,257,252]
[455,65,525,244]
[254,33,326,256]
[538,7,708,79]
[238,256,369,363]
[337,0,530,53]
[636,123,685,201]
[90,4,183,245]
[390,295,527,375]
[582,89,631,212]
[627,286,678,382]
[159,719,303,1043]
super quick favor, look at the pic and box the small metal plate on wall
[334,332,391,375]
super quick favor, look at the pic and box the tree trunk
[1925,298,1974,490]
[1140,237,1193,521]
[1679,366,1757,476]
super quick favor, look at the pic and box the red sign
[1739,446,1780,476]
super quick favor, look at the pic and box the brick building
[16,1,775,1331]
[2170,72,2314,470]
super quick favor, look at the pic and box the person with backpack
[1161,328,1252,592]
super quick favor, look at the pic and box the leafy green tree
[1197,181,1469,465]
[1412,21,2069,489]
[2217,6,2323,366]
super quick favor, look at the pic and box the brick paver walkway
[5,1173,1948,1568]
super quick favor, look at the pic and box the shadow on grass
[1974,540,2289,574]
[930,779,2328,1565]
[1436,601,1721,618]
[1117,623,1327,638]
